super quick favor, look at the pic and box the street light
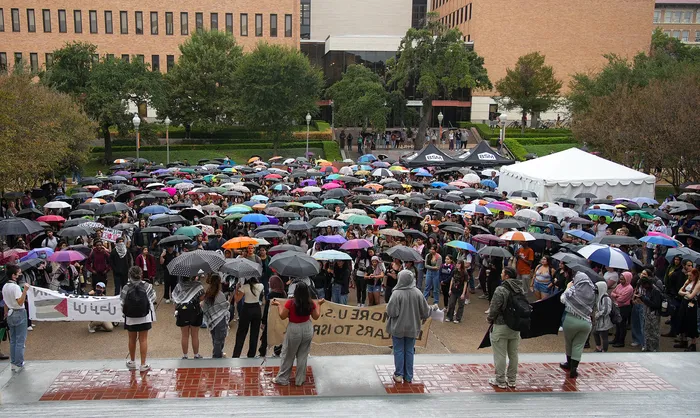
[132,113,141,169]
[498,113,507,153]
[437,111,444,146]
[164,116,171,165]
[305,112,312,157]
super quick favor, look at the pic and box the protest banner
[267,301,432,348]
[101,228,122,243]
[27,287,150,323]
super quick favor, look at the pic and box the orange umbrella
[365,183,384,191]
[499,231,536,242]
[248,156,260,164]
[269,156,283,161]
[252,203,267,211]
[223,237,259,250]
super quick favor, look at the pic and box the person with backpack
[559,269,596,379]
[592,281,613,352]
[171,276,205,359]
[120,266,156,372]
[487,266,527,389]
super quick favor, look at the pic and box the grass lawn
[85,147,324,176]
[524,143,578,156]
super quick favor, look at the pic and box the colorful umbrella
[577,244,633,269]
[639,235,679,247]
[499,231,536,242]
[48,250,86,263]
[223,237,259,250]
[340,239,373,251]
[446,240,477,252]
[564,229,595,242]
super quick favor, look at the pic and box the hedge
[456,122,493,140]
[504,138,528,161]
[322,141,342,161]
[314,120,331,132]
[92,141,333,153]
[505,132,573,139]
[513,137,576,145]
[292,131,333,140]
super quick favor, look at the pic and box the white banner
[27,287,124,322]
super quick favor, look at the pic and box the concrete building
[654,0,700,44]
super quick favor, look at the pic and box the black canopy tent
[455,141,515,167]
[401,144,464,168]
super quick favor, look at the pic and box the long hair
[247,276,259,296]
[292,281,313,317]
[205,273,222,303]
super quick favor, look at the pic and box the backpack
[176,297,203,322]
[503,288,532,333]
[605,294,622,324]
[123,284,150,318]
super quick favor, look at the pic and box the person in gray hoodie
[487,267,524,389]
[386,270,431,384]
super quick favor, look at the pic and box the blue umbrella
[241,213,270,224]
[251,195,269,202]
[358,154,378,163]
[242,200,258,207]
[584,209,614,218]
[639,235,679,247]
[577,244,633,269]
[139,205,170,215]
[480,179,498,189]
[431,181,448,188]
[564,229,595,242]
[19,247,54,262]
[446,240,477,252]
[273,184,291,192]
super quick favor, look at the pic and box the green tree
[387,13,491,149]
[164,31,243,137]
[387,90,420,129]
[86,56,166,162]
[0,73,95,190]
[494,52,562,133]
[326,64,389,133]
[41,41,96,97]
[233,43,323,152]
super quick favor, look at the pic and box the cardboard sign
[27,287,139,323]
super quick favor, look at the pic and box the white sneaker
[453,320,460,324]
[465,299,470,305]
[393,374,403,383]
[488,378,506,389]
[27,326,33,331]
[630,342,640,347]
[357,303,362,307]
[484,309,490,314]
[11,364,18,372]
[126,360,137,370]
[88,324,96,333]
[558,326,564,332]
[139,364,151,372]
[507,381,517,388]
[165,299,171,304]
[193,354,202,359]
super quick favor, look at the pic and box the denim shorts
[367,284,382,293]
[534,281,553,294]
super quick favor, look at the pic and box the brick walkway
[40,366,316,401]
[376,362,676,394]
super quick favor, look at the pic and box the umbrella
[18,257,46,271]
[480,179,497,189]
[491,219,527,229]
[577,244,633,269]
[639,235,679,247]
[378,229,405,238]
[346,215,375,225]
[316,219,346,229]
[63,218,90,228]
[564,230,595,242]
[402,229,428,240]
[575,193,597,199]
[514,209,541,222]
[472,234,505,245]
[477,246,513,258]
[0,218,44,236]
[540,205,578,219]
[665,247,700,264]
[585,209,614,218]
[552,251,587,266]
[554,197,577,205]
[569,263,604,282]
[314,235,347,244]
[167,250,226,276]
[48,250,86,263]
[499,231,536,241]
[174,226,204,239]
[446,240,477,252]
[44,201,72,210]
[286,220,312,231]
[219,258,263,278]
[95,202,130,215]
[57,225,93,238]
[223,237,259,250]
[510,190,538,198]
[385,245,423,262]
[269,244,304,255]
[241,213,270,224]
[139,205,170,215]
[340,239,373,251]
[269,251,320,277]
[141,226,171,234]
[16,207,43,219]
[591,235,641,246]
[158,235,193,246]
[313,250,353,261]
[19,247,54,261]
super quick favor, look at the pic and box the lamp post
[498,113,507,153]
[164,116,171,165]
[305,112,312,157]
[437,111,444,146]
[132,113,141,170]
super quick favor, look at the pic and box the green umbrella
[322,198,344,205]
[347,215,375,225]
[225,213,245,220]
[303,202,323,209]
[626,210,653,219]
[175,226,203,237]
[179,168,195,173]
[166,179,183,185]
[203,174,215,183]
[375,205,396,213]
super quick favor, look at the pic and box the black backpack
[503,288,532,333]
[605,294,623,324]
[123,283,150,318]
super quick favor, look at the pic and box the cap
[371,255,380,262]
[96,282,106,288]
[653,216,662,221]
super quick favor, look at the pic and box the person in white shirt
[2,264,30,372]
[41,230,59,250]
[232,277,265,358]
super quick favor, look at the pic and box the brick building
[654,0,700,43]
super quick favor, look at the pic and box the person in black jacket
[636,270,662,352]
[110,237,133,296]
[332,260,350,305]
[663,256,689,338]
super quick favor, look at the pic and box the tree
[86,56,166,162]
[164,31,243,136]
[494,52,562,133]
[387,90,420,129]
[233,43,323,152]
[387,14,491,149]
[41,41,96,97]
[326,64,389,133]
[0,73,95,190]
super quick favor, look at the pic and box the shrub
[322,141,342,161]
[314,120,331,132]
[91,141,336,153]
[456,122,492,140]
[292,131,333,140]
[504,138,528,161]
[512,137,576,145]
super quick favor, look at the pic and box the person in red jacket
[86,241,111,291]
[135,247,157,284]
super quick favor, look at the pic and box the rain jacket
[386,270,430,339]
[487,277,525,326]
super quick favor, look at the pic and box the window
[151,12,158,35]
[255,14,262,37]
[107,54,113,59]
[167,54,174,72]
[105,11,113,34]
[89,10,97,33]
[672,30,681,39]
[59,10,67,32]
[74,10,82,33]
[240,13,248,36]
[152,55,160,72]
[15,52,22,66]
[42,9,51,32]
[121,54,129,62]
[0,53,6,72]
[136,54,144,63]
[196,12,203,33]
[210,13,218,31]
[300,0,310,39]
[120,11,128,34]
[27,9,36,32]
[11,8,20,32]
[682,30,689,42]
[226,13,233,33]
[270,14,277,37]
[166,12,173,35]
[30,53,38,73]
[697,10,700,24]
[696,30,700,42]
[673,11,682,23]
[45,53,53,68]
[180,12,188,35]
[0,9,4,32]
[682,11,692,23]
[664,30,671,36]
[653,10,661,23]
[285,14,292,37]
[135,11,143,34]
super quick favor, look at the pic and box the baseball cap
[96,282,106,288]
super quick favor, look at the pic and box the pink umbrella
[322,183,341,190]
[647,231,674,240]
[340,239,373,250]
[37,215,66,223]
[264,174,283,180]
[48,250,86,263]
[374,219,387,226]
[162,187,177,196]
[291,188,305,194]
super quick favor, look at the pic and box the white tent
[499,148,656,202]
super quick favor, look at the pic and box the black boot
[569,359,579,379]
[685,344,696,352]
[674,340,688,349]
[559,355,571,370]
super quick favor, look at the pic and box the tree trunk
[103,123,113,163]
[415,100,432,150]
[532,111,539,131]
[185,123,191,139]
[521,111,527,134]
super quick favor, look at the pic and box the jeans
[113,272,127,296]
[7,309,28,367]
[631,303,645,346]
[392,336,416,382]
[315,288,325,300]
[440,281,450,308]
[164,274,178,300]
[232,302,262,358]
[211,320,228,358]
[593,330,610,351]
[490,324,520,384]
[423,269,440,304]
[415,263,425,291]
[332,284,348,305]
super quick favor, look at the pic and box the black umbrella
[269,252,320,277]
[150,214,188,226]
[531,221,562,231]
[58,225,92,237]
[552,251,587,266]
[255,224,286,232]
[180,208,206,221]
[79,177,103,185]
[477,246,513,258]
[591,235,640,246]
[69,209,95,217]
[219,258,263,278]
[402,229,428,240]
[285,220,312,231]
[269,244,304,254]
[16,208,43,219]
[323,189,351,199]
[67,244,92,257]
[608,221,644,238]
[385,245,423,262]
[308,217,331,228]
[113,223,136,231]
[71,192,94,200]
[63,218,91,228]
[255,230,285,239]
[159,234,193,246]
[19,257,46,271]
[442,226,464,235]
[532,233,562,243]
[470,225,491,235]
[141,226,171,234]
[277,211,301,220]
[491,218,527,229]
[310,209,333,218]
[95,202,130,215]
[170,203,193,210]
[555,197,577,205]
[511,190,538,198]
[395,209,422,219]
[569,263,603,282]
[575,193,597,199]
[4,191,24,199]
[149,190,170,199]
[0,218,44,236]
[167,250,225,276]
[200,215,225,226]
[559,243,584,253]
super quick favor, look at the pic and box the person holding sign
[271,282,325,386]
[3,265,29,372]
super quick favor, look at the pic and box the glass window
[14,52,22,66]
[270,14,277,37]
[30,53,38,73]
[0,53,6,72]
[664,10,671,23]
[682,30,689,41]
[120,11,128,34]
[682,11,692,23]
[196,12,203,33]
[180,12,188,35]
[74,10,82,33]
[0,9,4,32]
[89,10,97,33]
[653,10,661,23]
[135,11,143,34]
[210,13,218,31]
[105,11,113,34]
[226,13,233,33]
[121,54,130,63]
[255,14,262,37]
[166,12,173,35]
[285,14,292,37]
[697,9,700,24]
[672,30,681,39]
[151,12,158,35]
[59,10,67,32]
[136,54,144,63]
[240,13,248,36]
[42,9,51,32]
[11,8,20,32]
[696,30,700,42]
[673,11,682,23]
[166,54,174,72]
[152,55,159,72]
[45,53,53,68]
[663,30,671,36]
[300,0,310,39]
[27,9,36,32]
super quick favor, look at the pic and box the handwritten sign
[27,287,127,322]
[267,301,432,348]
[101,228,122,243]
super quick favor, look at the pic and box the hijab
[563,271,596,318]
[595,281,608,306]
[115,241,127,258]
[269,275,286,297]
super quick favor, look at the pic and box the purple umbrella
[315,234,347,244]
[340,239,373,250]
[301,179,317,187]
[151,169,171,175]
[48,250,86,263]
[114,170,132,176]
[266,216,280,225]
